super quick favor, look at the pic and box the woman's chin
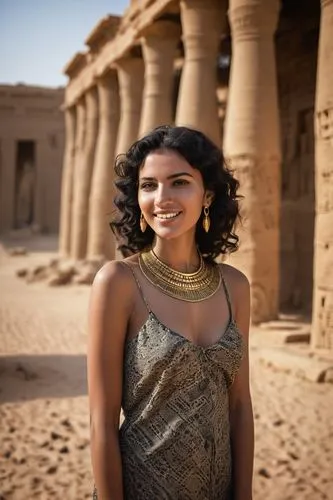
[153,228,180,240]
[152,224,196,241]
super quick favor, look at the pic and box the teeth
[155,212,180,220]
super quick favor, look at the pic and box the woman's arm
[87,261,133,500]
[228,270,254,500]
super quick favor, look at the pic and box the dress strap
[120,261,151,313]
[220,269,234,322]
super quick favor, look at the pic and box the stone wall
[276,2,320,313]
[0,85,64,234]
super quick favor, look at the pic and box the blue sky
[0,0,129,87]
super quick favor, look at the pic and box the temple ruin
[59,0,333,349]
[0,84,64,234]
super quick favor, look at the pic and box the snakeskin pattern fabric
[93,272,244,500]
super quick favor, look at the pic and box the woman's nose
[155,184,172,204]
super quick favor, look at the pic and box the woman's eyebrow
[167,172,193,180]
[140,172,193,181]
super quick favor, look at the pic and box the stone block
[258,347,333,383]
[8,247,27,256]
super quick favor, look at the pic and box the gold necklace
[139,249,221,302]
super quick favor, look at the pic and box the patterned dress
[93,267,244,500]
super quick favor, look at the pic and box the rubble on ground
[16,257,106,286]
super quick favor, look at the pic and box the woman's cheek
[138,192,154,213]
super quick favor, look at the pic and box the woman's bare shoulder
[218,263,251,332]
[91,257,139,305]
[218,262,250,291]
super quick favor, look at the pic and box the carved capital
[140,20,181,40]
[96,69,118,89]
[180,0,226,51]
[140,20,180,66]
[116,56,144,102]
[116,56,143,75]
[228,0,280,41]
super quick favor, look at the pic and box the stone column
[139,21,180,136]
[87,71,120,260]
[312,0,333,350]
[223,0,281,324]
[59,106,76,257]
[175,0,224,145]
[71,87,99,260]
[115,56,144,155]
[69,97,86,258]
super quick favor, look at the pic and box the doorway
[15,140,35,229]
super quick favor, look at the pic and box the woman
[88,126,254,500]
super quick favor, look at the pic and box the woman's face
[138,149,212,241]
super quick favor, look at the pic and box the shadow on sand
[0,354,87,404]
[0,231,59,254]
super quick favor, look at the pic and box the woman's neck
[151,238,200,273]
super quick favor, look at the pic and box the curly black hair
[111,125,241,261]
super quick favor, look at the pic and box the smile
[154,212,181,220]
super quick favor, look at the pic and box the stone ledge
[255,316,312,345]
[257,346,333,384]
[257,329,311,345]
[65,0,177,105]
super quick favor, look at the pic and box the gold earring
[203,206,210,233]
[140,213,147,233]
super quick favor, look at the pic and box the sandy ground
[0,234,332,500]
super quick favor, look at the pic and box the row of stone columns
[59,0,331,346]
[59,71,120,262]
[60,0,226,264]
[59,0,280,321]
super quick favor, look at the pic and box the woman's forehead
[139,150,197,177]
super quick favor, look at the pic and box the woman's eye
[173,179,189,186]
[140,182,155,190]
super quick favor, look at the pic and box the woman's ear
[204,190,214,207]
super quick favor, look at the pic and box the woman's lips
[153,211,181,220]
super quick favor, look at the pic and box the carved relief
[316,164,333,213]
[229,3,278,40]
[225,153,280,322]
[227,155,279,196]
[226,154,280,233]
[282,108,315,200]
[312,0,333,350]
[229,6,260,35]
[313,291,333,349]
[251,283,276,324]
[317,107,333,145]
